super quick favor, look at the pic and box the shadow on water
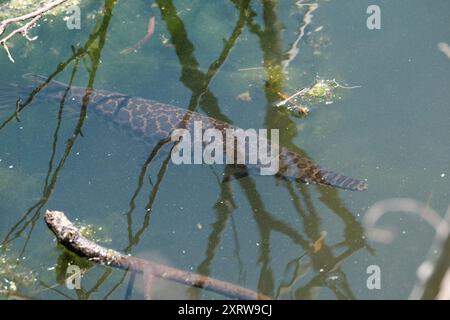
[0,0,372,299]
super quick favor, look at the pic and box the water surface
[0,0,449,299]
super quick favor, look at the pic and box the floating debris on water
[314,26,323,32]
[275,78,361,118]
[0,249,37,295]
[304,80,336,101]
[75,221,112,244]
[325,271,345,287]
[236,90,252,102]
[238,66,264,71]
[297,105,310,116]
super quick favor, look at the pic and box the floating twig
[275,87,308,107]
[275,78,361,118]
[237,66,264,71]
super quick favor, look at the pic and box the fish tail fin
[314,166,368,191]
[278,151,368,191]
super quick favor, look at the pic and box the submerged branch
[44,210,271,300]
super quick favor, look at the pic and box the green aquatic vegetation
[303,79,337,101]
[53,250,90,287]
[0,247,37,294]
[276,78,361,117]
[74,219,112,244]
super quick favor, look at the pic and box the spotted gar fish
[7,74,368,191]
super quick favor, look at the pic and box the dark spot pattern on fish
[24,75,368,191]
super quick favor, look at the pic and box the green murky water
[0,0,449,299]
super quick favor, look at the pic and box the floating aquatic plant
[304,79,336,101]
[74,219,112,244]
[276,78,361,117]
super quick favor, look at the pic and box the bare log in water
[44,210,271,300]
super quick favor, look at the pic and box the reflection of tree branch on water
[2,0,115,245]
[1,0,119,299]
[224,0,372,298]
[155,0,248,123]
[0,0,372,300]
[2,0,255,300]
[2,61,80,255]
[363,198,450,299]
[123,138,172,254]
[157,0,372,299]
[188,166,242,299]
[123,0,250,251]
[111,0,253,297]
